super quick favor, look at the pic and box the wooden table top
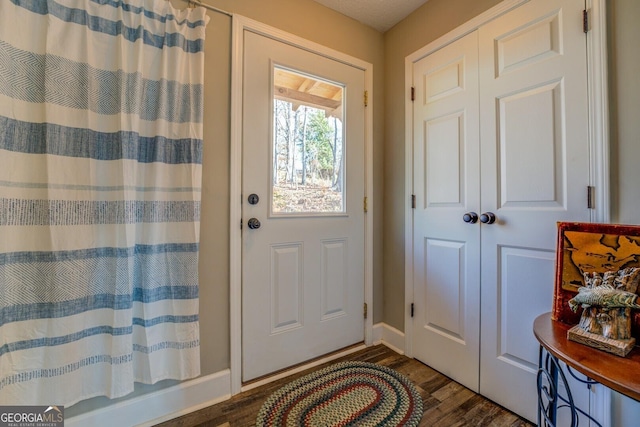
[534,312,640,402]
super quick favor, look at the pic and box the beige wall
[608,0,640,225]
[382,0,502,331]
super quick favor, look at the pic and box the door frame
[403,0,610,419]
[230,15,374,395]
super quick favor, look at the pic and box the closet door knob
[463,212,479,224]
[480,212,496,224]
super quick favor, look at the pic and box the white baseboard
[65,369,231,427]
[373,322,405,355]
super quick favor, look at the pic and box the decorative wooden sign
[552,222,640,356]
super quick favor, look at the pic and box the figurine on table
[568,267,640,356]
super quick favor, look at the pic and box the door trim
[403,0,610,358]
[230,14,374,395]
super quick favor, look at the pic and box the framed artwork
[552,222,640,337]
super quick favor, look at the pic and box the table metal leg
[536,345,603,427]
[538,345,559,426]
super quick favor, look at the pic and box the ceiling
[312,0,430,32]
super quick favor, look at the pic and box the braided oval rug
[256,361,423,427]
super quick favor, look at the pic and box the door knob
[480,212,496,224]
[247,218,261,229]
[463,212,479,224]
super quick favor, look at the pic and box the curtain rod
[188,0,232,17]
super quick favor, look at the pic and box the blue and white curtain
[0,0,208,405]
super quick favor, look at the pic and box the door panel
[499,246,556,366]
[426,113,463,205]
[495,12,562,77]
[424,239,466,339]
[498,82,564,207]
[412,31,481,392]
[270,243,303,333]
[320,239,349,320]
[242,31,365,382]
[479,0,590,421]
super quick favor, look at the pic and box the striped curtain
[0,0,208,405]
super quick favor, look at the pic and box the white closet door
[411,31,481,392]
[478,0,591,421]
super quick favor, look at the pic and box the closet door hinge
[364,196,368,212]
[410,303,415,318]
[410,86,415,102]
[364,303,368,319]
[411,194,416,209]
[583,9,590,33]
[587,186,595,209]
[364,90,369,107]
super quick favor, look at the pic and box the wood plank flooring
[155,345,535,427]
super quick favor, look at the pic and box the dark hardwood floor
[155,345,535,427]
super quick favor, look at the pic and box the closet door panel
[498,81,564,208]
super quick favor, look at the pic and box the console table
[533,312,640,426]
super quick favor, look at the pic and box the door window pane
[272,67,345,214]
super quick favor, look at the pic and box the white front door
[242,30,366,382]
[411,30,481,392]
[478,0,590,420]
[412,0,591,421]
